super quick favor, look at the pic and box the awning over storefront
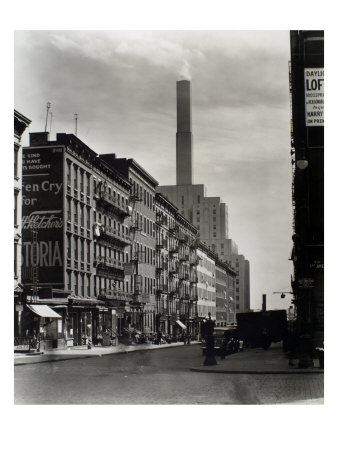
[176,320,187,330]
[27,304,62,318]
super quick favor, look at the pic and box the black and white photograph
[6,1,334,448]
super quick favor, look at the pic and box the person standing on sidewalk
[157,329,162,345]
[220,333,229,360]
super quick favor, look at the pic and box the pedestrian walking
[220,336,228,360]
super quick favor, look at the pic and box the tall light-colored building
[157,80,250,313]
[224,254,250,313]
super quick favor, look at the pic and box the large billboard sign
[21,147,64,286]
[304,68,324,127]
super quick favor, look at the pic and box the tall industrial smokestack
[176,80,193,185]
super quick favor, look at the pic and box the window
[67,272,71,291]
[74,238,78,260]
[213,217,216,222]
[80,205,84,226]
[81,240,84,261]
[73,166,78,189]
[80,171,84,192]
[86,174,90,195]
[14,147,19,178]
[197,195,200,203]
[74,273,78,296]
[67,199,71,221]
[67,236,71,259]
[181,196,184,205]
[86,207,90,229]
[14,190,18,226]
[87,242,90,263]
[80,274,84,296]
[87,275,91,296]
[213,233,216,237]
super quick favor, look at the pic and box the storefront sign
[298,278,314,288]
[304,68,324,127]
[21,147,64,286]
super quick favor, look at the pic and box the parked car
[201,326,238,355]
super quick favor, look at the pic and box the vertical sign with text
[304,68,324,127]
[21,147,64,286]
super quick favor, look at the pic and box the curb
[190,367,324,375]
[14,342,198,366]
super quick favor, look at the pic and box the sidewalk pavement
[190,343,324,374]
[14,341,189,366]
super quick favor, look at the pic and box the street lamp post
[187,301,191,344]
[295,155,314,369]
[203,312,217,366]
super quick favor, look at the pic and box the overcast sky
[15,30,293,310]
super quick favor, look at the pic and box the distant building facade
[224,254,250,313]
[215,258,237,326]
[154,193,199,337]
[100,155,158,336]
[196,242,217,321]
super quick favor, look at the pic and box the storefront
[66,297,119,347]
[16,303,64,351]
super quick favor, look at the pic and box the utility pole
[44,102,51,132]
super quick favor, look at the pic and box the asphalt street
[14,344,324,405]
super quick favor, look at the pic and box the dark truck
[236,310,287,350]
